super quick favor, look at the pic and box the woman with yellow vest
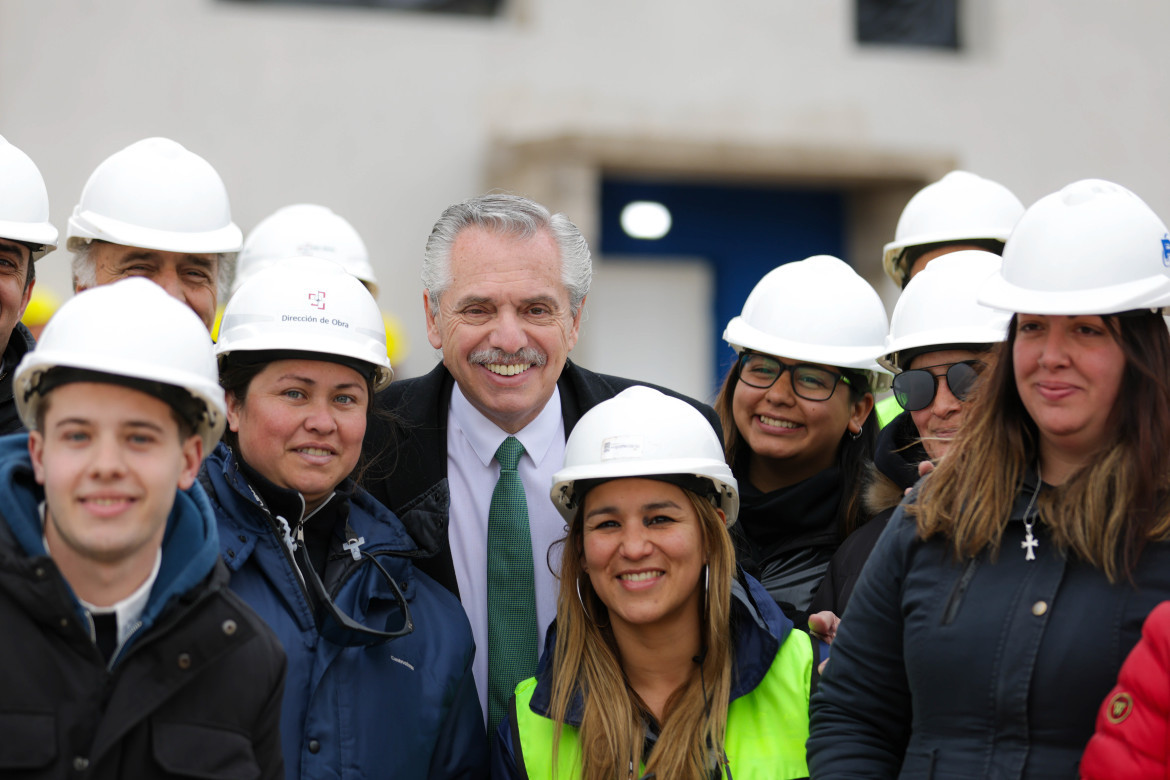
[492,386,815,780]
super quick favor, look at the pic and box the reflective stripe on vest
[512,628,812,779]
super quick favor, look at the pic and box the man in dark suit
[363,193,720,731]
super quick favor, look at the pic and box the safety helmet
[880,251,1011,371]
[979,179,1170,315]
[723,255,891,374]
[66,137,242,255]
[0,135,58,260]
[883,171,1025,287]
[551,386,738,524]
[216,256,393,390]
[15,278,226,455]
[233,204,378,298]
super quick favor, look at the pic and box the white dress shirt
[447,384,567,723]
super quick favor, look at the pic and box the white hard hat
[216,256,393,391]
[234,204,378,298]
[723,255,891,374]
[979,179,1170,315]
[0,136,58,260]
[880,251,1011,372]
[66,137,242,255]
[550,386,739,524]
[883,171,1025,287]
[15,277,226,455]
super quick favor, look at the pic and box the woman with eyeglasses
[809,250,1010,617]
[809,180,1170,777]
[713,255,889,625]
[492,386,815,780]
[204,258,486,779]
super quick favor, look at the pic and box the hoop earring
[849,427,862,440]
[577,576,608,628]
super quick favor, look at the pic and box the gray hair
[71,240,235,299]
[422,193,592,317]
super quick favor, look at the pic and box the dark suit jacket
[361,359,722,598]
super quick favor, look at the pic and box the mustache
[469,347,547,367]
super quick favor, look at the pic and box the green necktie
[486,436,540,736]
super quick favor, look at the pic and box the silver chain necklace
[1021,466,1043,561]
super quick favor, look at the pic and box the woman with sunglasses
[809,180,1170,776]
[493,386,815,780]
[714,255,889,624]
[809,250,1010,616]
[205,258,486,779]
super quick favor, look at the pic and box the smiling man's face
[425,226,582,433]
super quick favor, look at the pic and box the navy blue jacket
[808,479,1170,779]
[203,442,487,780]
[491,574,811,777]
[0,434,286,778]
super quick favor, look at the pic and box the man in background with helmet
[882,170,1025,288]
[0,136,58,434]
[874,170,1025,426]
[0,277,285,777]
[65,137,242,331]
[364,192,722,735]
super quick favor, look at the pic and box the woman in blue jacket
[808,180,1170,777]
[493,386,814,780]
[206,257,486,779]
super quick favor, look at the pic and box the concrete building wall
[3,0,1167,389]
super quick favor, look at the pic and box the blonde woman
[808,180,1170,776]
[493,386,815,780]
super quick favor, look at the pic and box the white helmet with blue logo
[979,179,1170,315]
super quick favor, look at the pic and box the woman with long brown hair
[808,179,1170,777]
[493,386,815,780]
[715,255,889,625]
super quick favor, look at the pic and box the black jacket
[0,322,35,435]
[731,465,843,627]
[362,360,722,597]
[809,410,926,617]
[808,475,1170,778]
[0,434,286,779]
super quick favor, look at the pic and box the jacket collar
[204,442,423,560]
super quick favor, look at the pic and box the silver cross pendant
[1021,529,1039,561]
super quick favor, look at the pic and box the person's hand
[809,611,840,673]
[905,459,936,496]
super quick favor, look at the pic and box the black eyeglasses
[892,360,984,412]
[293,528,414,647]
[736,352,850,402]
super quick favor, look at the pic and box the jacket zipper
[941,558,979,625]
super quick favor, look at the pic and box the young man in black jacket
[0,278,285,779]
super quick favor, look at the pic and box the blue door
[600,179,847,393]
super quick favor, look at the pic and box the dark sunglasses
[736,352,850,402]
[293,528,414,647]
[892,360,984,412]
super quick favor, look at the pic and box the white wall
[3,0,1168,381]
